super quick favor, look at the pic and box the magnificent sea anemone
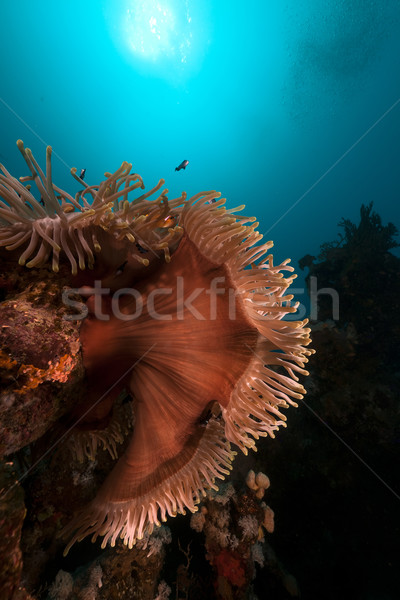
[0,141,314,553]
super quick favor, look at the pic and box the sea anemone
[0,140,183,275]
[0,141,314,553]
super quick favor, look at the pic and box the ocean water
[1,0,399,317]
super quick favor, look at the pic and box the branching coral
[0,141,314,556]
[317,201,399,262]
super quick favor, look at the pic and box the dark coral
[256,203,400,599]
[0,462,26,599]
[302,202,400,368]
[0,256,84,458]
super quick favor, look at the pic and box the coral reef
[0,142,312,598]
[45,527,170,600]
[0,461,28,599]
[189,471,297,599]
[3,151,396,598]
[301,202,400,366]
[317,201,398,260]
[299,202,400,478]
[256,203,400,599]
[0,256,84,457]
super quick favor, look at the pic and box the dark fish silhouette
[198,408,213,427]
[79,168,86,180]
[175,159,189,172]
[115,260,128,276]
[136,242,149,254]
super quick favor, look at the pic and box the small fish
[115,260,128,276]
[198,407,223,427]
[198,408,213,427]
[175,159,189,172]
[136,242,149,254]
[79,168,86,180]
[156,215,176,228]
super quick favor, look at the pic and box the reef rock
[0,259,84,457]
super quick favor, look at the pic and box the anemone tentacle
[0,141,185,274]
[0,141,314,554]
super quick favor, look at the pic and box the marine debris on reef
[0,141,313,599]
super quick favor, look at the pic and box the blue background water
[1,0,400,314]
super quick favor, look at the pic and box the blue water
[1,0,400,314]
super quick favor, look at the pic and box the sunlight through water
[105,0,210,83]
